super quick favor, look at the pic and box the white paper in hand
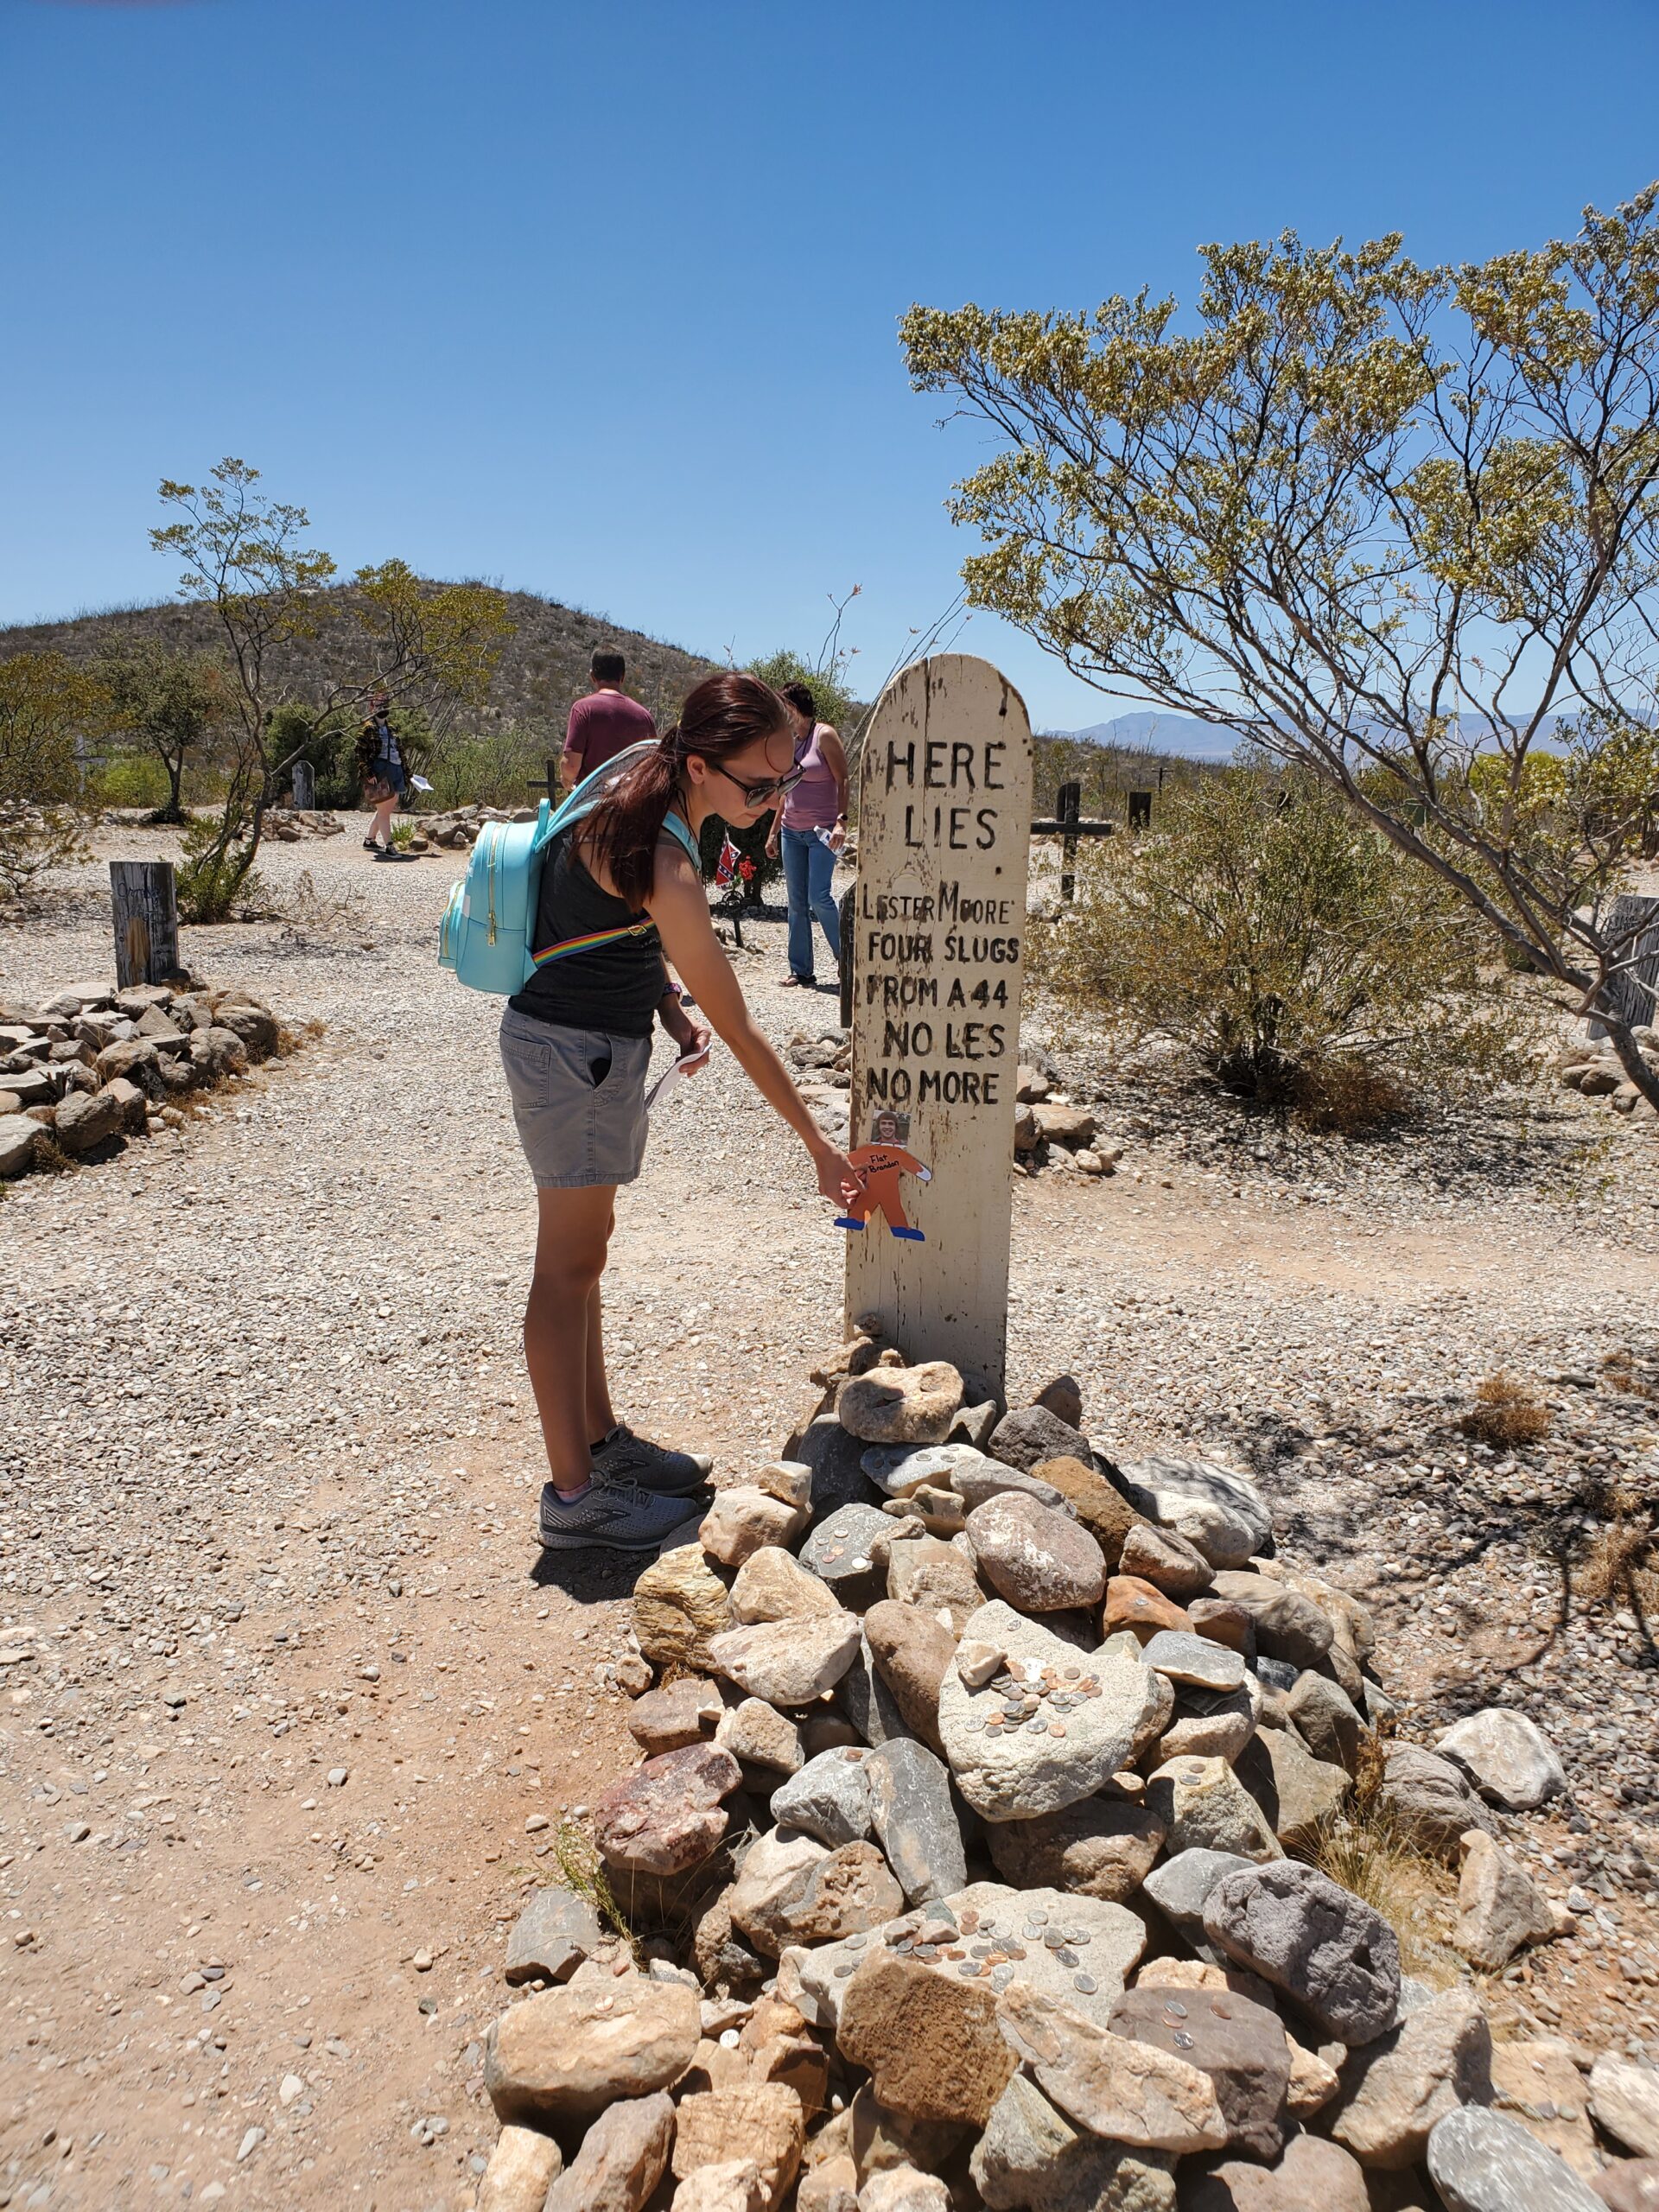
[645,1041,712,1114]
[410,773,434,792]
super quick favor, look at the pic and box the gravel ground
[2,818,1658,2208]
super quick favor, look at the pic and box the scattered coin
[1057,1948,1078,1967]
[1072,1972,1097,1995]
[1173,2030,1196,2050]
[1163,1999,1189,2019]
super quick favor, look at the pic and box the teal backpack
[437,742,700,995]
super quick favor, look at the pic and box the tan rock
[995,1982,1229,2154]
[544,2090,675,2212]
[864,1599,954,1752]
[837,1950,1018,2127]
[755,1460,813,1510]
[730,1548,846,1625]
[630,1677,725,1755]
[1145,1756,1283,1863]
[636,1548,735,1671]
[1135,1957,1279,2012]
[715,1698,805,1775]
[1592,2053,1659,2159]
[477,2123,563,2212]
[484,1977,701,2123]
[1119,1522,1215,1599]
[671,2161,768,2212]
[702,1488,810,1568]
[1286,2033,1344,2119]
[708,1615,862,1706]
[1031,1457,1145,1565]
[1185,2132,1370,2210]
[985,1796,1166,1903]
[671,2083,806,2211]
[729,1833,903,1954]
[858,2171,951,2212]
[839,1361,965,1446]
[796,2154,859,2212]
[885,1532,983,1633]
[1455,1830,1558,1970]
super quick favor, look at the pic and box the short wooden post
[291,760,315,810]
[837,886,856,1027]
[1589,893,1659,1037]
[111,861,181,987]
[846,654,1033,1402]
[1058,779,1080,902]
[1128,790,1153,830]
[546,755,561,796]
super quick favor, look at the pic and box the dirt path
[3,824,1656,2209]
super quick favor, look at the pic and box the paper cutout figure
[836,1139,932,1242]
[869,1109,911,1145]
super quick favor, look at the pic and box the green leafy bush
[1033,764,1530,1127]
[92,747,172,810]
[176,810,264,923]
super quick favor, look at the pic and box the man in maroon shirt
[559,649,658,786]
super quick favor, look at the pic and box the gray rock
[1252,1656,1300,1696]
[770,1748,874,1848]
[54,1084,124,1154]
[1109,1983,1292,2159]
[988,1405,1096,1473]
[1427,2105,1605,2211]
[789,1413,884,1518]
[1592,2054,1659,2159]
[861,1442,989,1497]
[865,1737,968,1904]
[970,2073,1176,2212]
[1112,1457,1273,1558]
[0,1114,38,1177]
[965,1494,1108,1611]
[1209,1573,1333,1669]
[801,1506,893,1611]
[950,1458,1071,1513]
[1332,1984,1493,2168]
[1436,1708,1567,1810]
[839,1626,915,1750]
[1145,1757,1281,1863]
[1139,1631,1246,1694]
[1203,1860,1401,2044]
[1287,1672,1366,1774]
[1141,1848,1255,1948]
[938,1599,1166,1821]
[1233,1728,1351,1854]
[1378,1743,1497,1862]
[505,1888,605,1985]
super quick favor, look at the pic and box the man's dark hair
[591,649,626,686]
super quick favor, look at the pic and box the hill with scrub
[0,583,723,738]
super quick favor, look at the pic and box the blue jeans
[781,826,841,982]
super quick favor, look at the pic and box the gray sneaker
[590,1423,713,1496]
[538,1476,702,1554]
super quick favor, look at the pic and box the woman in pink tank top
[766,682,849,988]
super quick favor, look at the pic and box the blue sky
[5,0,1659,732]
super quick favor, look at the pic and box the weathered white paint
[845,654,1033,1401]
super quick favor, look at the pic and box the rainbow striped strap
[529,919,658,970]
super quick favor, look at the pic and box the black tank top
[508,832,667,1038]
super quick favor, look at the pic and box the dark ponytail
[582,671,791,910]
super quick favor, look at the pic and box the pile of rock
[262,808,346,842]
[475,1341,1659,2210]
[1012,1069,1122,1179]
[0,980,282,1178]
[1559,1030,1659,1117]
[786,1037,852,1149]
[416,803,547,849]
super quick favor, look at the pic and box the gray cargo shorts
[499,1007,651,1188]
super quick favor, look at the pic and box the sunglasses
[713,760,805,807]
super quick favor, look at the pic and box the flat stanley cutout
[836,1111,932,1242]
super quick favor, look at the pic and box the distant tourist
[560,649,658,787]
[766,681,848,987]
[502,672,859,1553]
[358,694,414,861]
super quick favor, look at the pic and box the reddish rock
[594,1744,742,1877]
[1103,1575,1192,1643]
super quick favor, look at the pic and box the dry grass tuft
[1306,1796,1461,1986]
[29,1132,73,1175]
[1577,1492,1657,1611]
[551,1815,639,1957]
[1460,1370,1552,1446]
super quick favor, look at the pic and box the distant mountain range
[1053,709,1570,760]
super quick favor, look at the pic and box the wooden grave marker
[110,860,181,988]
[844,654,1033,1402]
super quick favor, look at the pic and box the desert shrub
[91,746,172,810]
[424,721,551,811]
[1033,764,1532,1125]
[0,651,99,899]
[176,809,264,923]
[1460,1370,1552,1446]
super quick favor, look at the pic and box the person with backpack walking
[765,680,848,987]
[358,694,414,861]
[498,671,861,1553]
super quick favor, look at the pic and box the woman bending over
[499,671,860,1552]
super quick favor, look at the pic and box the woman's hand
[661,998,713,1070]
[827,823,846,854]
[811,1141,862,1211]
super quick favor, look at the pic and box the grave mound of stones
[474,1332,1656,2212]
[0,979,284,1179]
